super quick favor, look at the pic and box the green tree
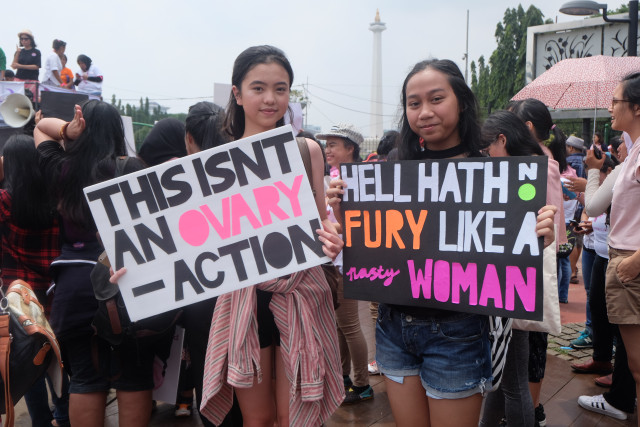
[470,4,545,114]
[110,95,172,150]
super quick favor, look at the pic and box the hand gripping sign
[84,125,329,321]
[341,157,548,321]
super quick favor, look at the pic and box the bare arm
[34,104,85,147]
[307,138,343,259]
[14,63,39,71]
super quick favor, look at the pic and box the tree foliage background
[112,90,307,151]
[470,5,552,118]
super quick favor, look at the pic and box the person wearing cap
[564,135,587,288]
[566,135,587,179]
[11,30,41,81]
[316,123,374,404]
[317,123,363,168]
[42,39,66,87]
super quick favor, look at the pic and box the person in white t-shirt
[74,54,102,96]
[42,39,66,86]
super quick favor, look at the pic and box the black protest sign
[341,157,548,320]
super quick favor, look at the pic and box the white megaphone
[0,93,35,128]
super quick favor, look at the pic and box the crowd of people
[0,35,639,427]
[0,29,103,97]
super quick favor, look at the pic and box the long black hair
[57,100,129,227]
[186,101,228,151]
[398,59,481,160]
[138,118,187,166]
[77,54,92,70]
[481,110,544,156]
[224,45,294,140]
[3,135,55,229]
[507,98,568,172]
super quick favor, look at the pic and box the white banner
[84,125,328,321]
[0,81,25,102]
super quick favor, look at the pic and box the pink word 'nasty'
[345,266,401,287]
[407,258,536,312]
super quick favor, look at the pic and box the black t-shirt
[15,48,41,80]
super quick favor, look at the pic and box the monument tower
[369,9,386,139]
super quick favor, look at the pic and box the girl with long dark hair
[329,60,557,426]
[195,46,344,427]
[34,100,152,426]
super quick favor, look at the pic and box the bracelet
[58,122,69,141]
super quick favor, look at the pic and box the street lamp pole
[560,0,638,56]
[630,0,638,56]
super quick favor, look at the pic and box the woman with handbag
[478,110,561,426]
[0,134,68,426]
[507,98,568,427]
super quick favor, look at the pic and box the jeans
[24,371,70,427]
[480,330,533,427]
[376,305,491,399]
[581,247,597,333]
[557,256,571,302]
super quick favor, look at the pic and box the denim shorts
[62,334,155,394]
[375,304,491,399]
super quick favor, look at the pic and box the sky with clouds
[1,0,586,137]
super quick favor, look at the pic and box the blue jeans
[581,247,597,333]
[557,256,571,302]
[24,371,70,427]
[376,304,491,399]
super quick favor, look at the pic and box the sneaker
[368,360,381,375]
[343,385,374,404]
[175,402,192,417]
[534,403,546,427]
[578,394,627,420]
[570,330,593,349]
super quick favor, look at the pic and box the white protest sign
[84,125,328,321]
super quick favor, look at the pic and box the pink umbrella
[512,55,640,109]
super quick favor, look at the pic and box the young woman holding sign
[34,101,154,427]
[328,59,556,427]
[195,46,344,427]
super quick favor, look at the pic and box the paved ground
[13,264,634,426]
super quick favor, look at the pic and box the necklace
[420,144,467,159]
